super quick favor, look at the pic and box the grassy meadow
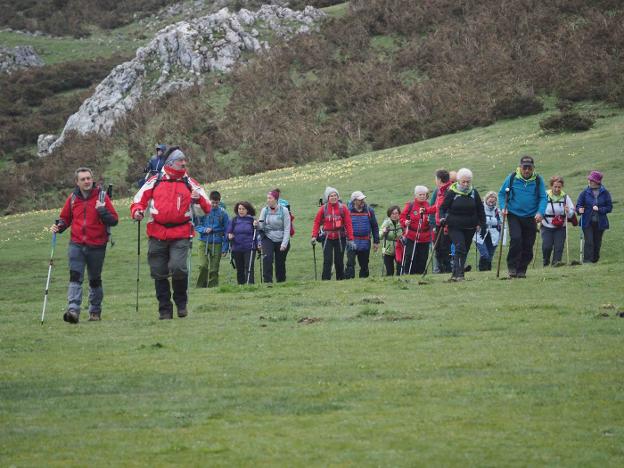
[1,104,623,465]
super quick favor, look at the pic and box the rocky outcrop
[42,5,325,156]
[0,46,44,74]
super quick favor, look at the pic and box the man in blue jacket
[345,191,379,279]
[498,155,547,278]
[195,191,230,287]
[138,144,167,187]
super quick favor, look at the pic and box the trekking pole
[565,212,570,265]
[579,211,584,264]
[136,220,141,313]
[41,221,59,325]
[496,188,511,278]
[312,242,318,280]
[246,227,257,284]
[380,234,387,277]
[106,184,115,247]
[422,220,444,279]
[532,221,540,268]
[407,217,423,275]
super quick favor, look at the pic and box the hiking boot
[63,310,79,324]
[88,313,101,321]
[177,306,188,318]
[508,268,517,279]
[159,304,173,320]
[552,261,565,267]
[517,271,527,278]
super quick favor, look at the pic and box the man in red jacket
[51,167,118,324]
[131,147,211,319]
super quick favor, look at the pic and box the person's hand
[205,227,212,234]
[592,205,599,212]
[501,208,508,216]
[191,188,200,201]
[405,219,411,226]
[383,227,389,234]
[535,214,543,223]
[347,240,357,251]
[133,210,144,221]
[373,243,379,252]
[578,207,585,214]
[228,233,234,240]
[280,245,287,252]
[439,218,446,225]
[95,200,105,209]
[50,223,60,233]
[475,225,481,232]
[310,237,317,246]
[253,220,259,227]
[419,207,426,214]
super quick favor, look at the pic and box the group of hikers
[48,145,613,323]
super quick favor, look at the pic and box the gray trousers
[67,242,107,316]
[148,238,190,280]
[541,226,565,265]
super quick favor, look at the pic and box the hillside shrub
[539,111,595,133]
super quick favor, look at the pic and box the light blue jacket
[499,172,547,217]
[195,205,229,252]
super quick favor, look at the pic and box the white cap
[350,190,366,201]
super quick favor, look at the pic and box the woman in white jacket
[475,191,501,271]
[541,176,575,266]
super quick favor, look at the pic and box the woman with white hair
[439,168,486,281]
[399,185,437,274]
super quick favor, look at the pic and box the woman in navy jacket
[226,201,258,284]
[576,171,612,263]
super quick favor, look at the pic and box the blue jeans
[67,242,107,316]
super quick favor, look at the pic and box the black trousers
[583,221,604,263]
[322,238,346,280]
[402,240,429,275]
[261,238,289,283]
[232,250,255,284]
[449,228,475,278]
[507,214,537,273]
[383,254,400,276]
[435,227,452,273]
[345,249,370,279]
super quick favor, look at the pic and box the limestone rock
[0,46,44,74]
[37,134,58,157]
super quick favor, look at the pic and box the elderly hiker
[498,155,547,278]
[311,187,355,280]
[131,147,211,319]
[258,190,291,283]
[51,167,118,323]
[576,171,612,264]
[541,176,575,266]
[400,185,437,275]
[345,191,379,279]
[475,191,501,271]
[439,168,486,281]
[195,191,229,288]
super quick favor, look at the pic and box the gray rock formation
[37,134,58,157]
[42,5,325,156]
[0,46,44,74]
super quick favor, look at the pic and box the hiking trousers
[232,250,255,284]
[506,214,537,274]
[67,242,107,317]
[345,248,370,279]
[148,238,190,310]
[322,238,345,280]
[449,228,476,277]
[541,225,565,266]
[434,227,452,273]
[583,221,604,263]
[477,234,496,271]
[261,237,289,283]
[403,240,429,275]
[197,241,223,288]
[383,254,400,276]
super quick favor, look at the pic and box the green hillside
[1,106,622,465]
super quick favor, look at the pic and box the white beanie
[414,185,428,195]
[323,186,339,203]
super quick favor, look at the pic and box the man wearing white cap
[345,191,379,279]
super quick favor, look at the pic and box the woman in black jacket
[440,168,486,281]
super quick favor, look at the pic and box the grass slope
[1,107,623,466]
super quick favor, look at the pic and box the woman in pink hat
[576,171,613,263]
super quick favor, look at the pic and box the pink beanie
[588,171,603,184]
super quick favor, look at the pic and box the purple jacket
[226,215,257,252]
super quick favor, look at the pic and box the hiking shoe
[63,310,79,324]
[88,313,101,321]
[177,307,188,318]
[159,308,173,320]
[517,271,527,278]
[508,269,517,279]
[552,261,565,267]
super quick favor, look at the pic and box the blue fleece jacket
[498,172,547,217]
[195,205,229,252]
[226,215,256,252]
[348,202,379,251]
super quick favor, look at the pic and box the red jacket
[311,202,354,241]
[400,199,436,243]
[130,168,211,240]
[58,186,118,247]
[434,181,452,225]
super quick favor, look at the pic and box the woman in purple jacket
[226,201,258,284]
[576,171,613,263]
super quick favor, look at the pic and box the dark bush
[492,93,544,119]
[539,111,596,133]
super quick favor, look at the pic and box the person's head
[549,175,564,195]
[456,168,473,190]
[324,186,339,204]
[74,167,94,192]
[351,191,366,209]
[435,169,450,187]
[484,191,498,207]
[414,185,428,202]
[209,190,221,208]
[449,171,457,183]
[156,144,166,156]
[270,188,281,199]
[267,190,280,207]
[234,201,255,217]
[519,155,535,179]
[588,170,603,188]
[387,205,401,220]
[164,147,187,171]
